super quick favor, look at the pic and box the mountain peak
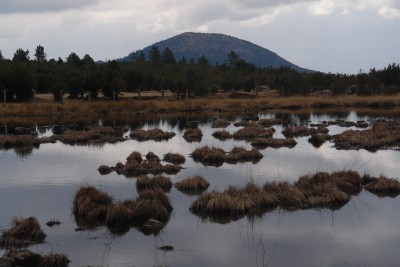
[121,32,311,72]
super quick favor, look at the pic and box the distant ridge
[120,32,312,72]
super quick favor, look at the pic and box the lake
[1,109,400,267]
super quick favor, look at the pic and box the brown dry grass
[163,152,185,164]
[127,151,143,163]
[38,253,70,267]
[211,119,230,128]
[191,146,226,166]
[282,125,329,137]
[212,130,232,140]
[232,124,275,140]
[73,186,113,218]
[334,121,400,151]
[364,175,400,197]
[251,137,297,148]
[72,186,173,233]
[224,146,263,164]
[3,94,400,118]
[136,175,172,192]
[175,175,210,195]
[0,217,46,248]
[183,128,203,142]
[130,128,176,141]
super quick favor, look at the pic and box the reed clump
[38,253,70,267]
[1,249,70,267]
[0,217,46,248]
[224,146,263,164]
[72,186,113,228]
[98,165,112,175]
[189,170,387,223]
[334,121,400,151]
[364,175,400,197]
[211,119,230,128]
[233,124,275,140]
[72,186,172,235]
[145,152,160,162]
[0,134,41,150]
[212,130,232,140]
[175,175,210,195]
[136,175,172,192]
[127,151,143,163]
[192,146,263,166]
[282,125,329,137]
[191,146,226,166]
[105,151,182,177]
[163,152,185,164]
[251,137,297,148]
[190,182,279,222]
[183,128,203,142]
[308,134,333,148]
[57,126,124,145]
[130,128,176,141]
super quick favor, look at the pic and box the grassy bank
[1,94,400,118]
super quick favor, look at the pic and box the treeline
[0,45,400,102]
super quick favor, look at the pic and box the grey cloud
[0,0,101,14]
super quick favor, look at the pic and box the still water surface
[1,110,400,266]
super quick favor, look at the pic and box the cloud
[0,0,101,14]
[378,6,400,19]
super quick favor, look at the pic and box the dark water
[1,110,400,267]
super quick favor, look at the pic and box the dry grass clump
[105,202,134,231]
[134,189,173,224]
[294,172,359,209]
[108,151,182,177]
[38,253,70,267]
[0,217,46,248]
[72,186,172,235]
[233,120,251,127]
[190,182,279,223]
[120,160,181,177]
[1,249,69,266]
[175,175,210,195]
[130,128,176,141]
[191,146,226,166]
[224,146,263,164]
[0,134,41,150]
[308,134,333,148]
[145,152,160,162]
[163,152,185,164]
[212,130,232,140]
[282,125,329,137]
[192,146,263,166]
[233,124,275,140]
[98,165,112,175]
[183,128,203,142]
[258,118,281,126]
[364,175,400,197]
[251,137,297,149]
[1,249,42,267]
[211,119,230,128]
[57,126,124,145]
[72,186,113,226]
[264,182,306,210]
[136,175,172,192]
[334,121,400,151]
[127,151,143,163]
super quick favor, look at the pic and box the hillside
[120,32,312,72]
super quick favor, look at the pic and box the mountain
[120,32,312,72]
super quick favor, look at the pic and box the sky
[0,0,399,74]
